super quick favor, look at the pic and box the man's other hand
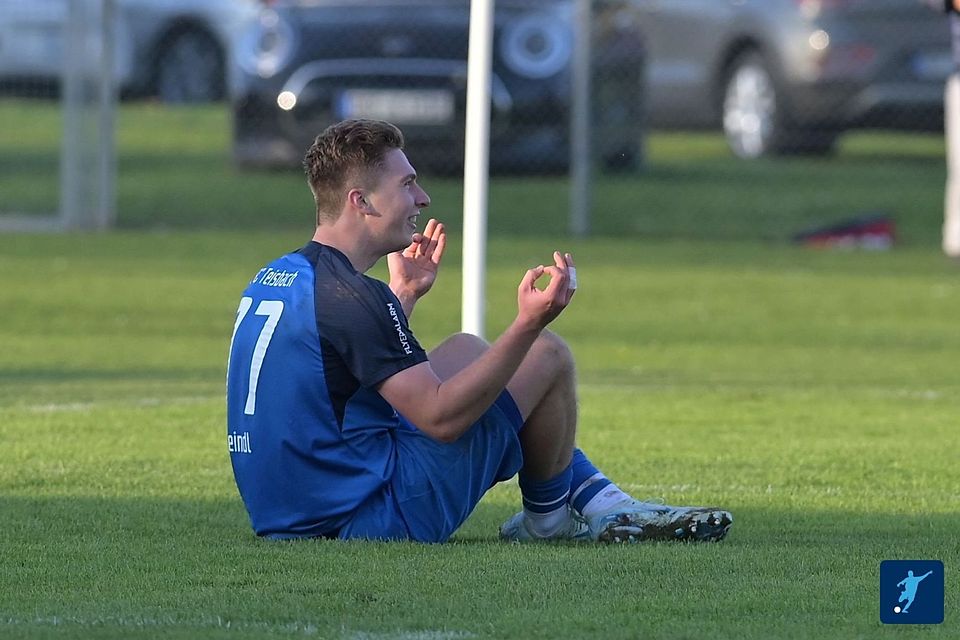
[517,251,576,331]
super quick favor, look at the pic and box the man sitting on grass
[225,118,733,543]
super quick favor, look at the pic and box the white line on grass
[621,483,838,496]
[3,616,476,639]
[24,395,215,413]
[26,402,94,413]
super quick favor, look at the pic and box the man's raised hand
[388,218,446,315]
[516,251,576,330]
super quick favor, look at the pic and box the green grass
[1,231,958,639]
[1,98,958,638]
[0,100,948,244]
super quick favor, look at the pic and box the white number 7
[230,296,284,415]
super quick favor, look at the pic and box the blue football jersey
[226,242,428,538]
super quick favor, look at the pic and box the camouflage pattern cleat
[589,500,733,543]
[499,507,592,542]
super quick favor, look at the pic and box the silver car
[0,0,258,102]
[632,0,953,157]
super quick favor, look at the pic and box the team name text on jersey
[252,268,300,288]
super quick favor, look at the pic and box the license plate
[337,89,455,125]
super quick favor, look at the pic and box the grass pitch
[0,99,957,637]
[1,232,958,639]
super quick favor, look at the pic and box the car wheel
[722,52,781,159]
[155,29,224,104]
[722,51,837,158]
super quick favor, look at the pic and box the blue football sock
[519,465,573,537]
[569,448,611,512]
[569,448,632,517]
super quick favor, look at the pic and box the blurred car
[632,0,953,158]
[231,0,645,174]
[0,0,258,103]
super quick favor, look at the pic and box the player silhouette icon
[897,570,934,613]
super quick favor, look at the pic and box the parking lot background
[0,0,952,244]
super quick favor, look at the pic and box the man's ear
[348,189,372,212]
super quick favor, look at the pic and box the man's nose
[417,187,431,208]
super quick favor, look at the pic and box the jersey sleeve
[314,273,427,388]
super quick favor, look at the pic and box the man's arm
[388,218,446,317]
[378,251,575,443]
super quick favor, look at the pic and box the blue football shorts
[338,390,524,542]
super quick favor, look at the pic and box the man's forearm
[427,319,541,440]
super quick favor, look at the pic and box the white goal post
[461,0,594,337]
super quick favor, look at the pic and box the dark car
[231,0,645,174]
[632,0,952,158]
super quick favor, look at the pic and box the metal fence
[0,0,953,234]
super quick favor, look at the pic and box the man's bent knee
[507,330,576,420]
[428,332,490,381]
[527,330,575,377]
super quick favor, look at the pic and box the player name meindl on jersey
[228,431,252,454]
[251,267,300,287]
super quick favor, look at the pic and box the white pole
[569,0,592,237]
[59,0,116,231]
[945,13,960,257]
[462,0,494,337]
[59,0,86,230]
[945,72,960,257]
[98,0,117,230]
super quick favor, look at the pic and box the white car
[633,0,953,158]
[0,0,259,102]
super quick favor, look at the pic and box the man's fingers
[422,218,437,239]
[540,265,568,296]
[520,265,545,291]
[432,228,446,265]
[550,250,577,293]
[415,219,444,260]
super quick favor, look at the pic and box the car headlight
[238,9,296,79]
[500,12,573,79]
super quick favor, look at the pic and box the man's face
[364,148,430,252]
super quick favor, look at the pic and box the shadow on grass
[0,151,59,173]
[2,496,957,637]
[3,495,958,554]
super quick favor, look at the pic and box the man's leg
[903,594,915,612]
[505,329,577,479]
[430,330,576,481]
[430,331,583,539]
[501,330,588,538]
[503,330,733,543]
[430,332,733,543]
